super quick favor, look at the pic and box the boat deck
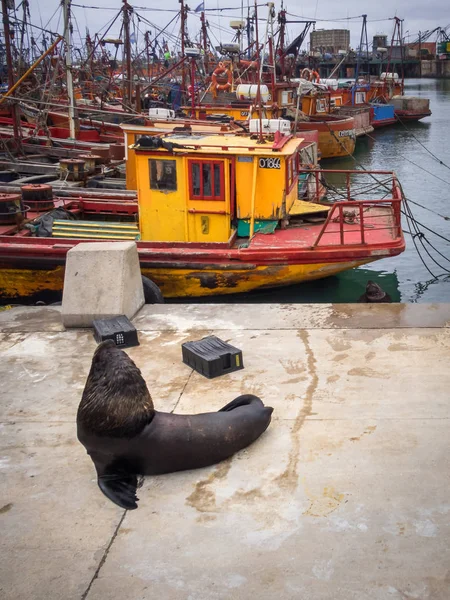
[250,205,397,249]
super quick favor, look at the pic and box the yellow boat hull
[0,259,373,300]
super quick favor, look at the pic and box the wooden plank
[289,199,330,217]
[0,160,59,175]
[21,143,82,159]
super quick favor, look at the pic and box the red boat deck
[250,205,396,250]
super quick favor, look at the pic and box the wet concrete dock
[1,303,449,599]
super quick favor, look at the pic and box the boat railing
[300,168,403,248]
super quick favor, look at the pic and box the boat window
[213,164,221,196]
[149,159,177,191]
[192,163,201,195]
[189,160,225,201]
[286,154,299,191]
[203,164,212,196]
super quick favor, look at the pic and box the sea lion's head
[365,280,387,302]
[77,340,154,438]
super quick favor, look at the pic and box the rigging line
[419,236,450,266]
[365,135,450,218]
[204,3,267,10]
[328,123,450,223]
[322,124,450,268]
[403,206,437,280]
[133,11,180,44]
[396,151,450,188]
[395,115,450,172]
[81,10,124,67]
[402,203,450,274]
[189,12,236,35]
[72,3,178,10]
[399,209,450,245]
[204,19,238,37]
[370,154,450,220]
[287,11,392,23]
[396,180,450,243]
[9,16,60,37]
[406,197,450,222]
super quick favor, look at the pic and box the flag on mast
[195,2,204,12]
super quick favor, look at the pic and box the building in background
[310,29,350,54]
[406,41,437,58]
[372,35,388,52]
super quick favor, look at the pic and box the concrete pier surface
[1,303,449,600]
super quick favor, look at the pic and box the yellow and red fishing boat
[0,125,404,302]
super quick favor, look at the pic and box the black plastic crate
[182,335,244,379]
[92,315,139,348]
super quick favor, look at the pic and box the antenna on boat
[62,0,79,139]
[253,0,264,143]
[1,0,22,148]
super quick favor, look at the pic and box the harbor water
[179,78,450,305]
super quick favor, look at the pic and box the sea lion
[77,340,273,510]
[358,280,392,303]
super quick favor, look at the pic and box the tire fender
[141,275,164,304]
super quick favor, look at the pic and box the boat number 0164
[259,157,280,169]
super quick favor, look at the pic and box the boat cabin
[128,130,304,244]
[121,120,242,190]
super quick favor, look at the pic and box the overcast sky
[28,1,447,52]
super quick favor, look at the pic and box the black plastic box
[182,335,244,379]
[92,315,139,348]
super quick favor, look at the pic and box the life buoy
[301,68,311,81]
[212,62,232,91]
[301,68,320,83]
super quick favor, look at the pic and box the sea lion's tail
[219,394,265,412]
[219,394,273,442]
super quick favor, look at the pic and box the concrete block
[61,241,144,328]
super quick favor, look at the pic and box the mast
[62,0,78,139]
[278,8,286,80]
[418,31,422,78]
[1,0,21,144]
[18,0,29,77]
[85,31,94,76]
[145,30,151,78]
[353,14,368,105]
[246,3,252,58]
[385,17,404,95]
[122,0,133,108]
[190,54,196,117]
[179,0,188,95]
[268,35,276,105]
[200,11,209,73]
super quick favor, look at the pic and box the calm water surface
[178,78,450,304]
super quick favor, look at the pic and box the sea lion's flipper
[98,472,139,510]
[219,394,263,412]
